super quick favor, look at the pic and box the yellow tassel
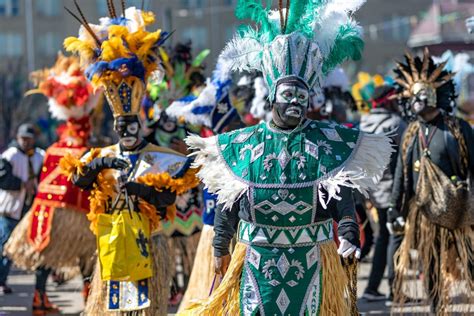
[141,11,155,25]
[320,241,350,316]
[179,242,247,315]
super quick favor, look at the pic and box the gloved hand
[337,218,361,259]
[89,157,129,171]
[124,182,177,207]
[337,237,361,259]
[101,157,129,170]
[387,208,405,234]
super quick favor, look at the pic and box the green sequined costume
[186,119,392,315]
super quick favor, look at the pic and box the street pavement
[0,259,472,315]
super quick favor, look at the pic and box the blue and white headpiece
[166,59,238,134]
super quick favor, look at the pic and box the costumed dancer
[62,2,199,315]
[4,53,101,308]
[166,58,244,311]
[182,1,393,315]
[390,49,474,314]
[142,42,210,303]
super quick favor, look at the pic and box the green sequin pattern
[217,119,360,187]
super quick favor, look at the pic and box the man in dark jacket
[360,85,407,301]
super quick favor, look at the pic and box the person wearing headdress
[3,53,101,312]
[390,48,474,313]
[231,72,271,125]
[166,58,244,311]
[142,42,209,304]
[181,1,393,315]
[61,2,199,315]
[357,83,407,302]
[308,67,355,124]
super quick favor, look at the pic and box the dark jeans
[35,268,51,293]
[387,233,404,298]
[0,216,19,285]
[366,208,389,293]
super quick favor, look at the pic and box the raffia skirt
[178,225,217,312]
[179,240,351,316]
[4,207,96,279]
[394,202,474,314]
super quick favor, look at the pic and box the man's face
[410,83,436,115]
[114,116,141,150]
[272,82,309,128]
[17,136,34,152]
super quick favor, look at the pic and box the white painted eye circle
[127,122,139,134]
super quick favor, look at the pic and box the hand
[386,216,405,235]
[102,157,129,170]
[123,182,143,196]
[170,139,189,155]
[24,179,37,196]
[337,237,361,259]
[214,254,231,276]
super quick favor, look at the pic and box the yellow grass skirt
[179,240,350,315]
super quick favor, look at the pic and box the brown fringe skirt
[4,208,96,279]
[394,203,474,314]
[84,234,172,316]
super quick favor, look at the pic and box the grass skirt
[168,232,201,289]
[4,208,96,278]
[84,234,172,316]
[394,203,473,314]
[179,241,350,315]
[178,225,217,312]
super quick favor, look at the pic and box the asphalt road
[0,258,471,315]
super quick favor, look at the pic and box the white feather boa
[186,129,392,211]
[186,135,248,211]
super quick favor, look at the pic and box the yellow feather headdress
[63,0,171,118]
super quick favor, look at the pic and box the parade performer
[182,1,393,315]
[166,59,243,311]
[390,49,474,313]
[4,53,101,310]
[142,42,209,303]
[62,2,199,314]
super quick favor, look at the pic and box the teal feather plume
[322,23,364,74]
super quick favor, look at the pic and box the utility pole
[25,0,35,75]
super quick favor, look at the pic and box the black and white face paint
[272,80,309,129]
[114,116,141,150]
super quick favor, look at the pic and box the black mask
[272,79,309,129]
[114,115,141,150]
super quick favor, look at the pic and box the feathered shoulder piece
[220,0,365,100]
[63,0,171,118]
[28,52,100,120]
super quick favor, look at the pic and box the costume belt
[237,219,333,248]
